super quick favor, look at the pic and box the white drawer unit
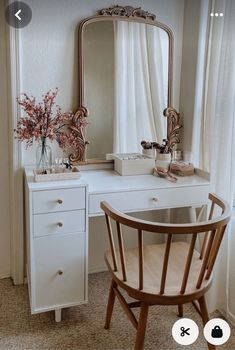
[25,172,88,322]
[25,167,210,322]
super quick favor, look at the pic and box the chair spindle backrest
[160,234,172,295]
[104,213,117,271]
[138,229,144,290]
[180,233,198,294]
[101,193,230,295]
[116,221,127,281]
[200,199,215,259]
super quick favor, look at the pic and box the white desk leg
[189,204,207,223]
[165,208,172,223]
[55,309,62,322]
[197,204,207,222]
[189,206,197,223]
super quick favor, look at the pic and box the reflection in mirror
[84,20,169,159]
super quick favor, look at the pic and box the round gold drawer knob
[57,222,63,227]
[57,270,63,275]
[57,199,63,204]
[152,197,158,202]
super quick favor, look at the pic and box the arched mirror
[69,5,182,164]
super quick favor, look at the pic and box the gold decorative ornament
[99,5,156,21]
[163,107,183,150]
[68,106,90,164]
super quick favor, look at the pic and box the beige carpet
[0,272,234,350]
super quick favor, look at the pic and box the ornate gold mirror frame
[69,5,182,164]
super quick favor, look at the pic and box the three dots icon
[210,12,223,17]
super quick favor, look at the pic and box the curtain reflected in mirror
[114,21,168,153]
[84,21,169,159]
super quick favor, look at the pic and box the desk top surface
[25,168,210,193]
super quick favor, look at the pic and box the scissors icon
[180,327,190,336]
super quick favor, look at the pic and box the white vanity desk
[25,167,209,322]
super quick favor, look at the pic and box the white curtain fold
[192,0,235,317]
[113,21,168,153]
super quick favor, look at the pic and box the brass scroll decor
[68,106,90,164]
[99,5,156,21]
[163,107,183,150]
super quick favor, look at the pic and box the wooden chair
[100,193,231,350]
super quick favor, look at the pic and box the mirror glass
[84,20,169,159]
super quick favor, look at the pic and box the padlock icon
[211,325,223,338]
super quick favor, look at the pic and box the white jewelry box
[114,153,155,176]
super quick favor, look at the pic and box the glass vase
[36,137,52,169]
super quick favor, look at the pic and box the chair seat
[105,241,211,299]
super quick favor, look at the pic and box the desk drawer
[33,210,85,237]
[33,233,85,311]
[89,186,208,215]
[33,187,85,214]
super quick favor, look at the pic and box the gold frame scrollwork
[68,106,90,164]
[163,107,183,151]
[99,5,156,20]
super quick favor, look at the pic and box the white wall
[0,1,11,278]
[179,0,203,159]
[18,0,185,272]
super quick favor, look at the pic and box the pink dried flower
[14,89,89,159]
[15,88,64,147]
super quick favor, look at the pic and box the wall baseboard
[88,265,108,274]
[0,274,11,279]
[218,308,235,327]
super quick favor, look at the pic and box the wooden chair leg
[198,296,215,350]
[178,304,183,317]
[135,303,149,350]
[104,279,117,329]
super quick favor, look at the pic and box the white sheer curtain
[113,21,168,153]
[192,0,235,318]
